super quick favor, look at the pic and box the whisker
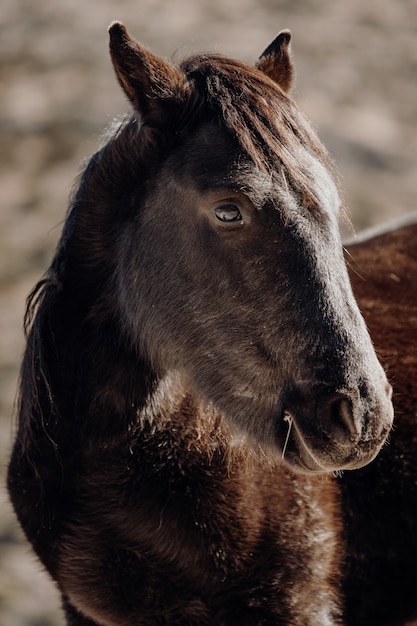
[343,247,365,280]
[281,413,293,460]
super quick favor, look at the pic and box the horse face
[116,123,393,473]
[108,23,393,472]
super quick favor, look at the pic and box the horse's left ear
[108,22,189,121]
[256,30,294,92]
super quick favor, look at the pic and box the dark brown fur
[7,24,413,626]
[341,216,417,626]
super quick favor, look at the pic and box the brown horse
[342,215,417,626]
[8,23,411,626]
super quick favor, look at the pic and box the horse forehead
[175,124,240,179]
[168,126,338,212]
[167,124,269,189]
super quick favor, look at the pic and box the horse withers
[8,24,397,625]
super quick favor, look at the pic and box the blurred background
[1,0,416,624]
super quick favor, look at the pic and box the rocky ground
[1,0,416,624]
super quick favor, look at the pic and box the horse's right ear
[256,30,294,92]
[108,22,189,120]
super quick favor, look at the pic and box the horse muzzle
[278,382,394,474]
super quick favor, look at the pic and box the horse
[7,22,402,625]
[341,215,417,626]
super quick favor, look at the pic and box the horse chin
[278,414,385,475]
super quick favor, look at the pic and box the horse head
[68,23,392,474]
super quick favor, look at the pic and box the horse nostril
[320,394,359,445]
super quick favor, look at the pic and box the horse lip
[279,412,330,473]
[279,412,387,474]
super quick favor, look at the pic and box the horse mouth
[278,412,385,474]
[279,415,330,473]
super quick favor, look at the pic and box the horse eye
[214,204,242,223]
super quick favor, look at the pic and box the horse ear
[256,30,294,92]
[108,22,189,119]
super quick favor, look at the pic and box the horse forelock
[179,54,335,210]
